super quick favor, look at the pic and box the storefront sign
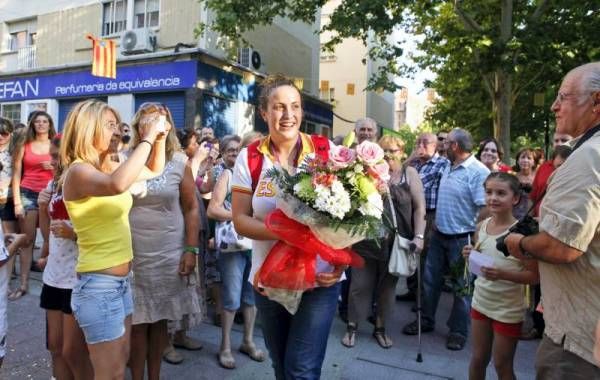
[0,61,197,101]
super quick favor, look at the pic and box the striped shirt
[435,155,489,234]
[411,153,450,210]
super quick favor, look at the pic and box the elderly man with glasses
[504,62,600,378]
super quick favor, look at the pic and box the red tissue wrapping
[258,209,364,291]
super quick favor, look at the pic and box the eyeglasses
[104,122,119,132]
[553,138,570,143]
[0,131,10,137]
[383,148,402,154]
[415,140,435,146]
[554,91,589,104]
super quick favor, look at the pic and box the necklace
[269,135,302,171]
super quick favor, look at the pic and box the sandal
[341,323,357,348]
[162,345,184,365]
[8,286,27,301]
[239,342,266,362]
[218,349,236,369]
[173,335,203,351]
[373,327,392,349]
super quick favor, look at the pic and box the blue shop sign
[0,61,197,101]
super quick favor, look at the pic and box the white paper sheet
[468,250,494,277]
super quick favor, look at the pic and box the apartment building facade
[0,0,332,136]
[319,0,395,137]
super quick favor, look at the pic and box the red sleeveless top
[20,143,53,192]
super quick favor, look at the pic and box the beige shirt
[538,129,600,366]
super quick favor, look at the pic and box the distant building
[319,0,394,137]
[0,0,333,136]
[394,86,437,130]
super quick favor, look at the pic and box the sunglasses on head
[138,102,167,114]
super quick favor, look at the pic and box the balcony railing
[17,45,37,70]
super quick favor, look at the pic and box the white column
[108,94,135,124]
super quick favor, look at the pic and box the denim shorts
[71,272,133,344]
[20,188,40,211]
[218,250,254,311]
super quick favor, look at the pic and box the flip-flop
[341,323,357,348]
[218,350,236,369]
[8,287,27,301]
[239,343,266,362]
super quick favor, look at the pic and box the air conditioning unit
[238,47,261,70]
[120,28,156,55]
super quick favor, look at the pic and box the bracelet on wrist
[183,246,200,255]
[518,237,533,258]
[139,139,153,148]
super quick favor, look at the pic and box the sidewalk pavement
[1,269,539,380]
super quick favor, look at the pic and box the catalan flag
[86,34,116,79]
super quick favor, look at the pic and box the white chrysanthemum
[358,192,384,218]
[353,163,364,173]
[330,180,345,195]
[313,183,351,219]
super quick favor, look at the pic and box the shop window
[134,0,160,28]
[102,0,128,36]
[26,102,47,116]
[1,104,22,126]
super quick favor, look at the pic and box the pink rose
[328,145,356,169]
[367,161,391,183]
[356,141,384,166]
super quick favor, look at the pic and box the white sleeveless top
[471,217,527,323]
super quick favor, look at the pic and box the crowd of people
[0,62,598,380]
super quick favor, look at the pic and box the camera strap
[571,123,600,152]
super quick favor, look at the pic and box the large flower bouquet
[258,135,390,313]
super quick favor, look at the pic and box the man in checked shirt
[401,133,449,301]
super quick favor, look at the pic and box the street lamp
[534,92,550,159]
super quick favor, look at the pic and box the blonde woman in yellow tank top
[60,99,168,380]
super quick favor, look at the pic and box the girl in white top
[462,172,539,380]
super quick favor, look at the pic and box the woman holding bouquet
[231,75,343,379]
[341,135,426,349]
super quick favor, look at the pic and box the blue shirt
[411,153,450,210]
[435,155,489,234]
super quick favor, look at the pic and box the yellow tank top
[65,167,133,273]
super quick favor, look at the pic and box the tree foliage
[198,0,600,157]
[408,1,600,157]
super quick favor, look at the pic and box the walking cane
[410,242,423,363]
